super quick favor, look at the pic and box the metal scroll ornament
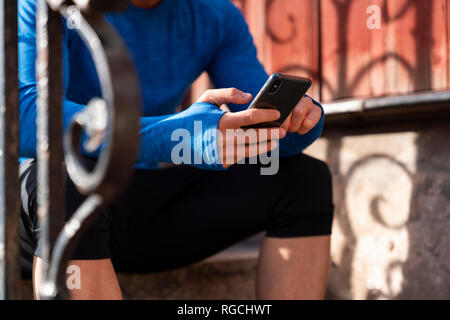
[36,0,140,299]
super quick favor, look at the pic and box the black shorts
[20,154,334,274]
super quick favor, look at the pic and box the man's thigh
[107,162,272,272]
[107,154,332,273]
[21,154,332,274]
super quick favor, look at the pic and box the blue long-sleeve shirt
[18,0,324,170]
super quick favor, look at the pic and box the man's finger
[288,97,312,133]
[281,114,292,130]
[197,88,252,107]
[227,108,281,128]
[222,140,278,166]
[220,127,285,145]
[220,104,231,112]
[298,105,322,135]
[239,140,278,159]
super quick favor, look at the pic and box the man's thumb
[197,88,252,106]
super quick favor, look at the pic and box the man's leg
[107,154,333,301]
[22,154,333,300]
[252,155,334,299]
[256,236,331,300]
[33,256,122,300]
[20,159,121,300]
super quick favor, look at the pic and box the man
[19,0,334,299]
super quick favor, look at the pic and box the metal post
[38,0,139,299]
[0,0,20,300]
[36,0,66,296]
[0,0,138,300]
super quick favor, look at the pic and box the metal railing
[0,0,140,299]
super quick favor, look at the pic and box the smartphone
[244,73,312,128]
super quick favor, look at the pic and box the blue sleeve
[18,0,226,171]
[207,1,324,157]
[18,0,84,158]
[138,103,225,170]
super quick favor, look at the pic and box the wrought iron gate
[0,0,140,299]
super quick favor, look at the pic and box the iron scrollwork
[36,0,140,299]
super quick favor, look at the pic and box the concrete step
[18,233,338,299]
[118,234,264,300]
[118,258,258,300]
[17,234,263,300]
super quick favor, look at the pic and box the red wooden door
[448,0,450,89]
[321,0,448,101]
[190,0,450,105]
[234,0,321,98]
[264,0,321,98]
[189,0,321,102]
[234,0,320,97]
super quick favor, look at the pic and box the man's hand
[197,88,286,168]
[281,96,322,135]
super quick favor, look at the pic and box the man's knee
[280,154,333,203]
[266,154,334,238]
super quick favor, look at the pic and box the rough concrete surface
[307,119,450,300]
[117,259,258,300]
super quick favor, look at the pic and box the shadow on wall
[398,123,450,299]
[321,119,450,300]
[316,0,449,299]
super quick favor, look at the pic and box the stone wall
[305,117,450,300]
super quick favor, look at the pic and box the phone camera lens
[269,79,282,93]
